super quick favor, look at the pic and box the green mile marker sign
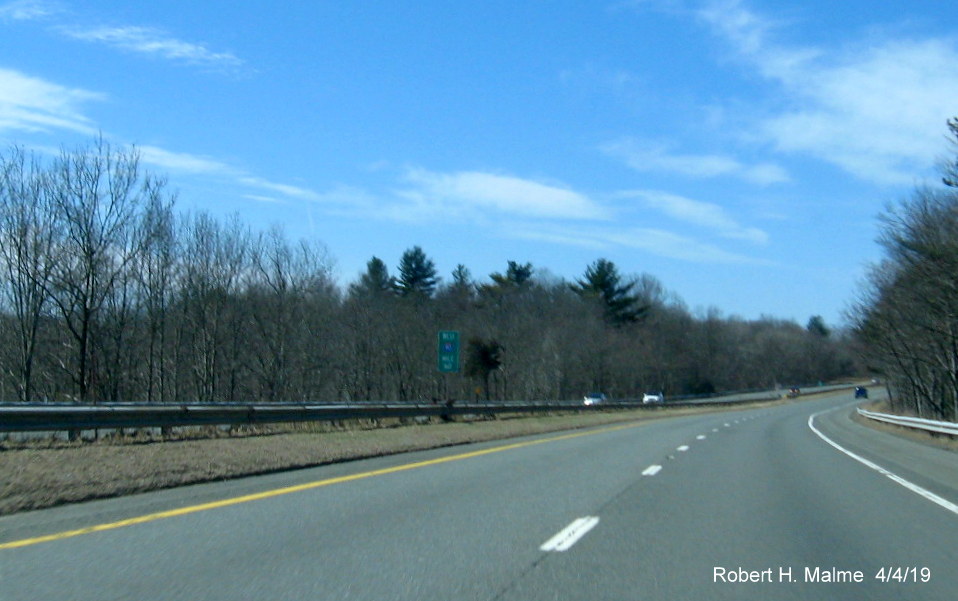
[437,330,460,373]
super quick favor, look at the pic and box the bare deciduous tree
[0,147,60,402]
[47,140,158,402]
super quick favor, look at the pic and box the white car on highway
[583,393,607,406]
[642,392,664,404]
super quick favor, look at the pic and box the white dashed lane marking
[540,517,600,552]
[642,464,663,476]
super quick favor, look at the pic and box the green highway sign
[438,330,460,373]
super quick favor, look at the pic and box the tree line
[0,139,853,405]
[851,118,958,421]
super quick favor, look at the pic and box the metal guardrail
[0,395,785,434]
[857,408,958,437]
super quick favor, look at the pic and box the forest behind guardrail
[0,139,855,407]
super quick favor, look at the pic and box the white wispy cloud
[397,168,611,221]
[0,67,102,134]
[602,138,790,185]
[508,223,768,264]
[0,0,57,21]
[1,1,245,72]
[138,145,328,204]
[329,169,767,265]
[603,227,766,263]
[760,39,958,184]
[0,75,318,207]
[242,194,286,205]
[60,25,243,71]
[619,189,768,243]
[693,0,958,184]
[237,176,323,202]
[138,145,232,174]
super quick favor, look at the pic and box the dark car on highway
[854,386,868,399]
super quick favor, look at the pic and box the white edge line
[540,516,600,552]
[808,409,958,517]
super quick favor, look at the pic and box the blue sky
[2,0,957,326]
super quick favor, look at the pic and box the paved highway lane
[2,391,957,600]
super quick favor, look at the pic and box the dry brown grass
[0,410,669,515]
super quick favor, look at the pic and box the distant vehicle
[583,392,607,406]
[786,387,801,398]
[854,386,868,399]
[642,392,664,404]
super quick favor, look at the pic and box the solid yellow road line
[0,420,646,550]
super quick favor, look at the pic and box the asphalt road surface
[2,389,957,600]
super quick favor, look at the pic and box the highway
[2,389,957,600]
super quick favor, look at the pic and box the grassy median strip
[0,403,781,516]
